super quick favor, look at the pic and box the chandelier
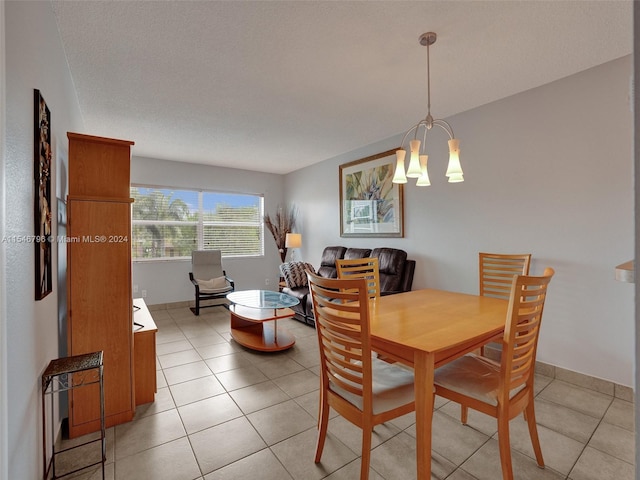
[392,32,463,186]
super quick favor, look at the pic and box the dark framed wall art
[339,149,404,238]
[34,89,52,300]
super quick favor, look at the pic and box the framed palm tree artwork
[339,149,404,238]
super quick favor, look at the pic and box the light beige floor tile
[538,380,612,419]
[533,373,554,395]
[187,332,227,347]
[461,438,565,480]
[569,446,635,480]
[387,410,416,431]
[437,401,497,437]
[156,369,168,388]
[205,352,253,374]
[215,365,269,391]
[162,360,212,385]
[270,428,358,480]
[272,369,320,398]
[292,390,338,421]
[156,329,189,345]
[323,458,385,480]
[254,356,306,379]
[534,397,600,443]
[54,438,105,478]
[588,422,635,464]
[169,375,225,407]
[247,399,317,445]
[59,461,115,480]
[429,410,491,466]
[507,417,584,475]
[229,380,291,414]
[158,348,203,369]
[203,448,293,480]
[115,409,186,459]
[177,393,243,434]
[370,430,457,480]
[325,414,402,456]
[156,339,195,356]
[196,341,240,360]
[115,437,201,480]
[445,469,480,480]
[134,386,176,418]
[602,398,635,431]
[190,416,267,475]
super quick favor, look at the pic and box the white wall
[3,2,83,479]
[0,2,7,478]
[131,157,287,306]
[286,56,635,387]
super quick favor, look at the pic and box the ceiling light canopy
[393,32,463,186]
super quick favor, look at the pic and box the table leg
[414,351,435,480]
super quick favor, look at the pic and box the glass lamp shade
[445,138,463,179]
[392,149,408,184]
[285,233,302,249]
[406,139,422,178]
[416,154,431,186]
[448,173,464,183]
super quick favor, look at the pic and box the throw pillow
[196,276,227,290]
[281,262,315,288]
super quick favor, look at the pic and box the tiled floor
[59,305,635,480]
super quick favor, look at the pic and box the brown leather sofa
[281,246,416,326]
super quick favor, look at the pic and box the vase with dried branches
[264,205,297,263]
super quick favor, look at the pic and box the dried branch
[264,204,297,261]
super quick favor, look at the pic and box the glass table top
[226,290,300,310]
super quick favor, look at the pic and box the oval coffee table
[226,290,300,352]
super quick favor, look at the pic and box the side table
[42,351,105,480]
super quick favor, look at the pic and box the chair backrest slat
[479,252,531,300]
[336,257,381,299]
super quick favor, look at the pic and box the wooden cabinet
[133,298,157,405]
[66,133,135,438]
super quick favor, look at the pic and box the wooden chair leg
[461,405,468,425]
[360,423,372,480]
[525,399,545,467]
[314,397,330,463]
[195,296,200,315]
[497,413,514,480]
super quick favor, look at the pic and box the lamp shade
[416,154,431,186]
[406,139,423,178]
[285,233,302,249]
[392,150,408,184]
[445,138,463,179]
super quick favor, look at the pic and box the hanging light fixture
[392,32,463,186]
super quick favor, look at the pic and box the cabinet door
[68,199,133,434]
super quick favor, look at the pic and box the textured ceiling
[51,1,633,174]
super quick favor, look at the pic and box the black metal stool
[41,351,105,480]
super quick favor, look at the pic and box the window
[131,186,264,260]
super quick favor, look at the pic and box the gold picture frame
[339,149,404,238]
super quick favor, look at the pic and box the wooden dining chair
[434,267,554,480]
[336,257,380,299]
[479,253,531,356]
[306,272,415,480]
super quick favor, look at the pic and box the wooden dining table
[368,288,509,479]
